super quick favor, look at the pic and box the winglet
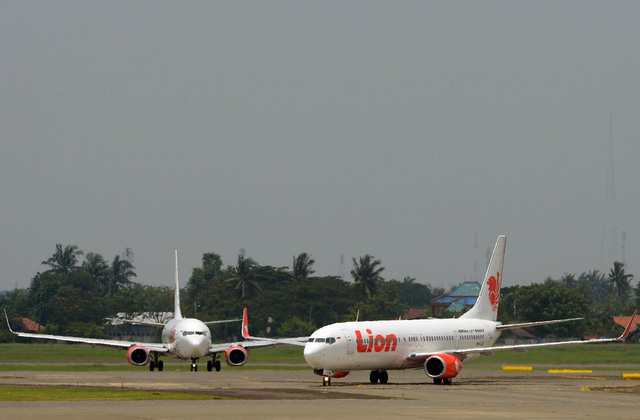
[241,307,250,339]
[617,309,637,340]
[3,308,16,334]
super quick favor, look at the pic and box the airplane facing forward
[299,236,637,386]
[5,251,275,372]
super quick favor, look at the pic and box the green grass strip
[0,385,229,401]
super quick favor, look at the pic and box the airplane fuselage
[161,318,212,360]
[303,318,501,371]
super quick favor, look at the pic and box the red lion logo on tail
[487,272,501,312]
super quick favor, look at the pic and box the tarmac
[1,367,640,419]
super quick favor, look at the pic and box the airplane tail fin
[460,235,506,321]
[241,307,250,338]
[174,250,183,320]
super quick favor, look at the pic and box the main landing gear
[369,370,389,384]
[206,359,221,372]
[149,353,164,371]
[433,378,452,385]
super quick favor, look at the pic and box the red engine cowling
[127,345,150,366]
[225,345,248,366]
[424,354,462,379]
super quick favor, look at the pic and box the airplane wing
[208,339,282,354]
[406,309,637,364]
[203,318,242,325]
[496,317,584,330]
[244,336,308,346]
[5,309,169,353]
[206,306,308,354]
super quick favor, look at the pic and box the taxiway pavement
[1,367,639,419]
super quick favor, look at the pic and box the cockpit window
[327,337,336,344]
[182,331,206,336]
[307,338,315,342]
[314,338,325,343]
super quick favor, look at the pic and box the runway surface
[2,367,639,419]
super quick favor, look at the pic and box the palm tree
[561,273,576,288]
[292,253,315,280]
[41,244,84,274]
[82,252,110,294]
[350,255,385,299]
[608,261,634,304]
[108,255,137,297]
[225,254,260,299]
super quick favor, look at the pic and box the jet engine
[225,345,248,366]
[127,345,150,366]
[424,353,462,379]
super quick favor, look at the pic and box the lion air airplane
[301,236,637,386]
[4,251,275,372]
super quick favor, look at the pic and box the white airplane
[4,251,276,372]
[299,236,637,386]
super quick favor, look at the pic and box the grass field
[0,386,227,401]
[1,342,639,371]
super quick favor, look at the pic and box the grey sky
[2,1,639,292]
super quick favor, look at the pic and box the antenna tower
[123,247,134,264]
[601,109,618,268]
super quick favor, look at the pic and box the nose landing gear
[190,358,199,372]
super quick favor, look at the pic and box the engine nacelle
[225,345,248,366]
[424,354,462,379]
[127,345,150,366]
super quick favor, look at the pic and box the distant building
[430,281,481,317]
[11,317,43,332]
[403,308,429,320]
[106,312,173,342]
[613,315,640,343]
[402,281,482,320]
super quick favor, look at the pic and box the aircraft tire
[207,361,213,372]
[379,371,388,384]
[215,360,221,372]
[149,361,155,372]
[443,378,452,385]
[433,378,442,385]
[157,361,163,371]
[369,370,380,384]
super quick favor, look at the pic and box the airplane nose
[304,344,322,368]
[183,335,209,358]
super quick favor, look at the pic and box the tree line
[1,244,638,342]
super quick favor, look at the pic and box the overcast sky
[2,1,639,293]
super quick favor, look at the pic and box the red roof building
[13,317,43,332]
